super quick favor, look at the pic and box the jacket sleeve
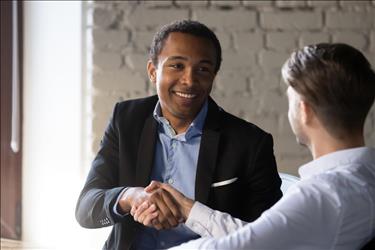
[75,103,127,228]
[242,133,283,222]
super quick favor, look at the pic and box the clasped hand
[120,181,193,230]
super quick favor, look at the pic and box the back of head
[282,43,375,138]
[149,19,222,73]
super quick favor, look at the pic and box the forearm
[75,186,124,228]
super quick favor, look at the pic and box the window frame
[1,0,23,241]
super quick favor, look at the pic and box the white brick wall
[85,0,375,175]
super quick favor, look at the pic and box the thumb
[144,180,162,193]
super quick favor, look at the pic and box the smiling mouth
[174,91,197,99]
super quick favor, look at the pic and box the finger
[161,183,184,203]
[137,203,158,224]
[144,180,162,193]
[151,192,179,228]
[143,209,159,227]
[133,202,149,222]
[161,190,183,222]
[131,199,146,216]
[130,204,138,216]
[130,201,140,216]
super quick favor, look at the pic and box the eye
[198,66,208,72]
[197,66,213,74]
[169,63,184,70]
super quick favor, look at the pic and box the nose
[181,67,196,87]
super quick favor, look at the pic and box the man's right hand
[118,186,182,230]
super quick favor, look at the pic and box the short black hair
[282,43,375,137]
[149,19,222,73]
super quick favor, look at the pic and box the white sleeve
[172,183,339,250]
[185,201,248,238]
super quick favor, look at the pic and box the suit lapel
[195,98,221,203]
[135,115,157,187]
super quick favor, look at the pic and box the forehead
[159,32,216,61]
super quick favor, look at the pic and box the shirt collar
[152,100,208,140]
[298,147,375,180]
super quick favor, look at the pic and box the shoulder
[113,95,158,119]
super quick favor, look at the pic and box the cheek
[287,100,299,129]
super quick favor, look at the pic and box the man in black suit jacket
[75,20,282,250]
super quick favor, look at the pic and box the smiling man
[75,20,282,250]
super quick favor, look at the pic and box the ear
[300,100,313,125]
[147,60,157,84]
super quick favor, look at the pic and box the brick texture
[84,0,375,175]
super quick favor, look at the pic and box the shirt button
[168,178,174,184]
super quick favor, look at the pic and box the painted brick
[371,32,375,52]
[266,32,298,51]
[194,9,257,31]
[142,0,174,7]
[92,29,130,51]
[242,0,273,7]
[211,0,241,7]
[332,31,367,50]
[92,94,119,116]
[93,8,120,28]
[307,0,339,7]
[93,51,122,70]
[108,1,139,10]
[257,90,288,116]
[133,31,155,52]
[221,51,257,71]
[213,95,261,120]
[275,0,306,8]
[92,68,146,93]
[127,9,189,30]
[234,32,264,52]
[214,70,248,95]
[339,0,372,7]
[259,50,290,72]
[215,31,232,50]
[125,53,149,72]
[175,0,209,7]
[299,32,330,47]
[249,74,284,96]
[261,11,323,30]
[326,10,373,29]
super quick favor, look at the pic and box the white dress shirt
[171,147,375,250]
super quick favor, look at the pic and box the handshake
[118,181,194,230]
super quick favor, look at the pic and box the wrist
[181,197,194,221]
[119,187,139,213]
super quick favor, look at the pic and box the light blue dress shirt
[133,100,208,249]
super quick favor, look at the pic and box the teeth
[175,92,196,99]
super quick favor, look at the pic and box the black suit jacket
[76,95,282,250]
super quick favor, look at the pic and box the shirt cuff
[113,187,129,218]
[185,201,214,237]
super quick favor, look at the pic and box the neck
[309,131,365,159]
[168,116,193,134]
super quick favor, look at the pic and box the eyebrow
[167,56,214,65]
